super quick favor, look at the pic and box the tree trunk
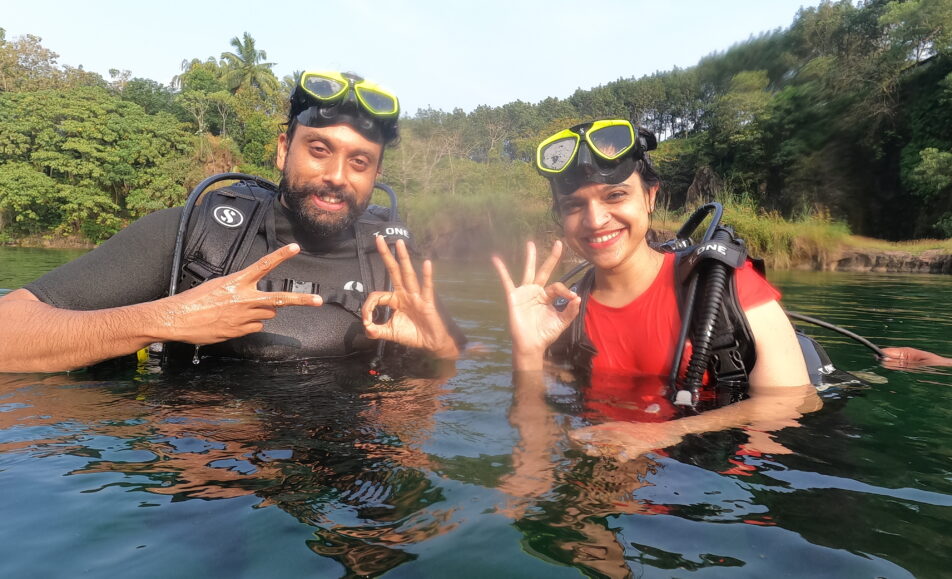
[685,166,722,208]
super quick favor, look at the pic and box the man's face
[276,123,383,237]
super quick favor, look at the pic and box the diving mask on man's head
[536,119,657,195]
[289,71,400,145]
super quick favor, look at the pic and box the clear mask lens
[303,75,346,99]
[356,86,398,115]
[539,136,579,171]
[589,124,634,159]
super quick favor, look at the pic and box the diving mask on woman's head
[536,119,657,195]
[289,71,400,145]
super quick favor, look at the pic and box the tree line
[0,0,950,251]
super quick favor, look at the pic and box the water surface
[1,248,950,578]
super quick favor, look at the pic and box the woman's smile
[586,227,626,249]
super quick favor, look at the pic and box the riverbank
[2,234,94,249]
[6,234,950,274]
[813,246,952,274]
[645,229,952,274]
[6,215,952,275]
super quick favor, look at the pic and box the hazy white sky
[4,0,823,115]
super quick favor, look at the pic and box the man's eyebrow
[350,147,379,159]
[302,137,378,160]
[305,135,331,146]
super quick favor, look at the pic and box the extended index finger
[491,255,516,293]
[534,240,563,286]
[374,234,404,291]
[238,243,301,283]
[255,291,323,308]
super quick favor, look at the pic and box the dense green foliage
[0,0,950,252]
[387,0,952,245]
[0,87,192,241]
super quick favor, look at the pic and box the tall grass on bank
[663,195,852,270]
[842,235,952,253]
[397,177,856,268]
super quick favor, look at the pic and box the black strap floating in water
[786,311,885,358]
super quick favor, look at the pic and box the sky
[3,0,825,115]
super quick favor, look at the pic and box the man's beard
[278,175,368,239]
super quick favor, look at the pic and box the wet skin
[276,123,382,233]
[556,171,664,307]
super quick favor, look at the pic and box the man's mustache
[280,180,359,213]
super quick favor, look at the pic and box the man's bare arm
[0,244,322,373]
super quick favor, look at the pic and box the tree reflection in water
[0,361,457,577]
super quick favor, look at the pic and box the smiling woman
[493,118,815,460]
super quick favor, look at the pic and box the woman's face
[558,171,658,272]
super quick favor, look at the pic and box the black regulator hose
[370,182,401,370]
[676,202,724,245]
[669,274,699,389]
[786,311,885,358]
[680,227,734,397]
[669,203,727,404]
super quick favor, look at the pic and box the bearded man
[0,71,463,372]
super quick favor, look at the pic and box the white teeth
[319,195,342,203]
[590,231,621,244]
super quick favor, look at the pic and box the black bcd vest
[547,226,759,412]
[164,180,414,363]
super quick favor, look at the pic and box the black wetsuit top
[26,200,463,362]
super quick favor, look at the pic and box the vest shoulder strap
[548,267,597,372]
[177,181,276,292]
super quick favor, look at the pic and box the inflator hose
[680,227,734,394]
[370,183,401,369]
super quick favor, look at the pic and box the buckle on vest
[285,279,317,294]
[711,346,747,382]
[180,260,218,289]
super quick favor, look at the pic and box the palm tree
[219,32,278,99]
[282,70,303,96]
[171,57,222,92]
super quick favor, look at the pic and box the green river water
[1,247,950,578]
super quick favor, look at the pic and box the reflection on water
[0,246,89,292]
[1,250,951,577]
